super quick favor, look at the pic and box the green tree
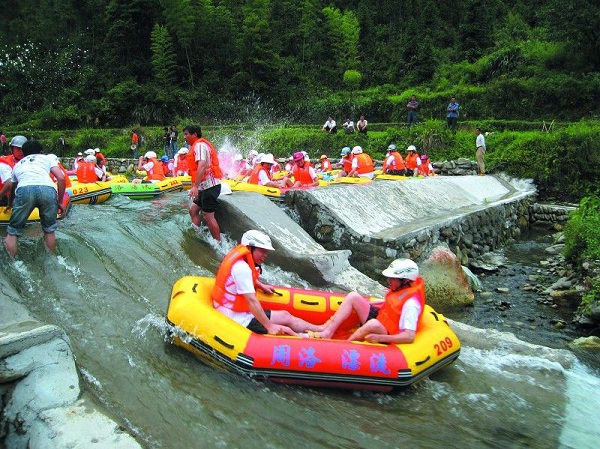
[150,24,177,88]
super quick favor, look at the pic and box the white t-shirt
[476,134,486,149]
[11,154,58,190]
[398,297,422,332]
[0,162,13,183]
[214,260,255,327]
[257,168,271,186]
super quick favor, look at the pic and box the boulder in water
[420,246,475,310]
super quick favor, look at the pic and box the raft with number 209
[166,276,461,391]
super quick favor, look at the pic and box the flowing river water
[1,192,598,449]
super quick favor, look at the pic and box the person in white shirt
[321,116,337,134]
[4,140,66,257]
[309,259,424,343]
[475,127,486,175]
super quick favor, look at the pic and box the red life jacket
[0,155,18,192]
[321,158,332,172]
[377,277,426,334]
[176,154,188,174]
[341,155,353,173]
[211,245,259,312]
[186,138,223,183]
[162,161,171,176]
[76,161,99,183]
[291,164,314,185]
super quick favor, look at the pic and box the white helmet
[94,147,101,153]
[351,146,363,155]
[9,135,27,148]
[259,153,275,165]
[381,259,419,280]
[248,150,259,158]
[85,148,95,155]
[234,153,243,161]
[84,155,97,162]
[144,151,157,159]
[241,230,274,251]
[177,147,189,155]
[407,145,417,152]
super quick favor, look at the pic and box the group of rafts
[1,156,460,391]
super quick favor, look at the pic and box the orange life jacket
[144,158,166,181]
[292,164,314,185]
[50,163,72,187]
[321,158,332,172]
[405,153,419,170]
[355,153,374,174]
[248,164,270,185]
[186,138,223,183]
[377,277,426,334]
[161,161,171,176]
[211,245,259,312]
[76,161,99,183]
[96,152,107,166]
[0,155,18,192]
[387,152,405,171]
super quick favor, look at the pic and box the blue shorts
[7,185,58,236]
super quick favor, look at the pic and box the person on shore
[169,125,178,159]
[4,140,66,258]
[163,127,170,157]
[475,127,486,175]
[381,144,407,176]
[342,118,355,134]
[0,135,27,206]
[446,97,460,132]
[212,230,326,335]
[58,135,66,158]
[322,116,337,134]
[309,259,424,343]
[356,115,368,134]
[131,130,139,159]
[184,125,223,241]
[290,151,319,188]
[407,95,419,127]
[347,146,374,179]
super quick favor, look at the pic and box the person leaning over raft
[4,140,66,258]
[309,259,425,343]
[212,230,326,336]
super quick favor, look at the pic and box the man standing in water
[184,125,223,241]
[4,140,66,257]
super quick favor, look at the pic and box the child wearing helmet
[417,154,435,177]
[309,258,425,343]
[211,230,326,336]
[336,147,353,178]
[404,145,421,176]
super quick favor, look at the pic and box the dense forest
[1,0,599,128]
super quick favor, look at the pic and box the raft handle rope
[272,290,283,296]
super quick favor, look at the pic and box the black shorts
[193,183,221,213]
[366,305,379,324]
[247,310,271,334]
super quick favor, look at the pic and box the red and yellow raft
[166,276,461,391]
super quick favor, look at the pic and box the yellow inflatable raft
[0,192,72,226]
[166,276,461,391]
